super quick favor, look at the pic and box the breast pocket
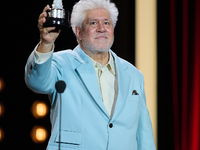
[120,95,140,126]
[126,95,140,114]
[127,95,140,102]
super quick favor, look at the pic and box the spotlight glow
[0,127,5,142]
[31,126,48,143]
[31,101,48,119]
[0,102,5,117]
[0,78,5,92]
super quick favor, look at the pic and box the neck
[90,52,110,66]
[81,45,110,66]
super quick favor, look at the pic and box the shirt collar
[88,52,116,76]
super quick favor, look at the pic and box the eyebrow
[87,18,112,23]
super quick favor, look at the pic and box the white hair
[70,0,119,34]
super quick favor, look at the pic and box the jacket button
[109,123,113,128]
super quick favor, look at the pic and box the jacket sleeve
[136,74,156,150]
[24,45,62,95]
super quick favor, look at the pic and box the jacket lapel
[72,46,131,120]
[111,51,131,121]
[73,46,109,119]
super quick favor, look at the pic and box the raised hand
[37,5,61,53]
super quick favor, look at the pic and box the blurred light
[0,77,5,92]
[31,101,48,119]
[0,127,5,142]
[31,126,48,143]
[0,102,5,117]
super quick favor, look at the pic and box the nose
[97,22,106,32]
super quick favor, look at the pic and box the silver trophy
[43,0,70,29]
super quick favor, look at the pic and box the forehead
[85,9,111,21]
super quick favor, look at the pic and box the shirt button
[109,123,113,128]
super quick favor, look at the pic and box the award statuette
[43,0,70,29]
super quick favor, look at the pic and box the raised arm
[25,5,62,94]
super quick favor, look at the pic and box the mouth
[94,35,108,39]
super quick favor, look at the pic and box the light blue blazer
[25,45,156,150]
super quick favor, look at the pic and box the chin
[83,43,108,53]
[94,44,110,52]
[96,48,109,53]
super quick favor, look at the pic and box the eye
[104,21,111,26]
[90,21,98,26]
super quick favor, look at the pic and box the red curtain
[170,0,200,150]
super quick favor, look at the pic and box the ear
[75,26,82,41]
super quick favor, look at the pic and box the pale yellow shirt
[88,52,116,116]
[34,44,54,63]
[34,46,116,116]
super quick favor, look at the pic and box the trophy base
[43,8,70,29]
[43,17,69,29]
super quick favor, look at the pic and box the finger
[43,27,57,34]
[51,28,61,34]
[43,5,50,13]
[38,5,52,31]
[38,12,46,21]
[38,5,49,22]
[38,17,45,30]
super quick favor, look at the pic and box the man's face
[77,9,114,54]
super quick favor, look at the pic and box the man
[25,0,156,149]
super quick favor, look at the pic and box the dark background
[0,0,174,150]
